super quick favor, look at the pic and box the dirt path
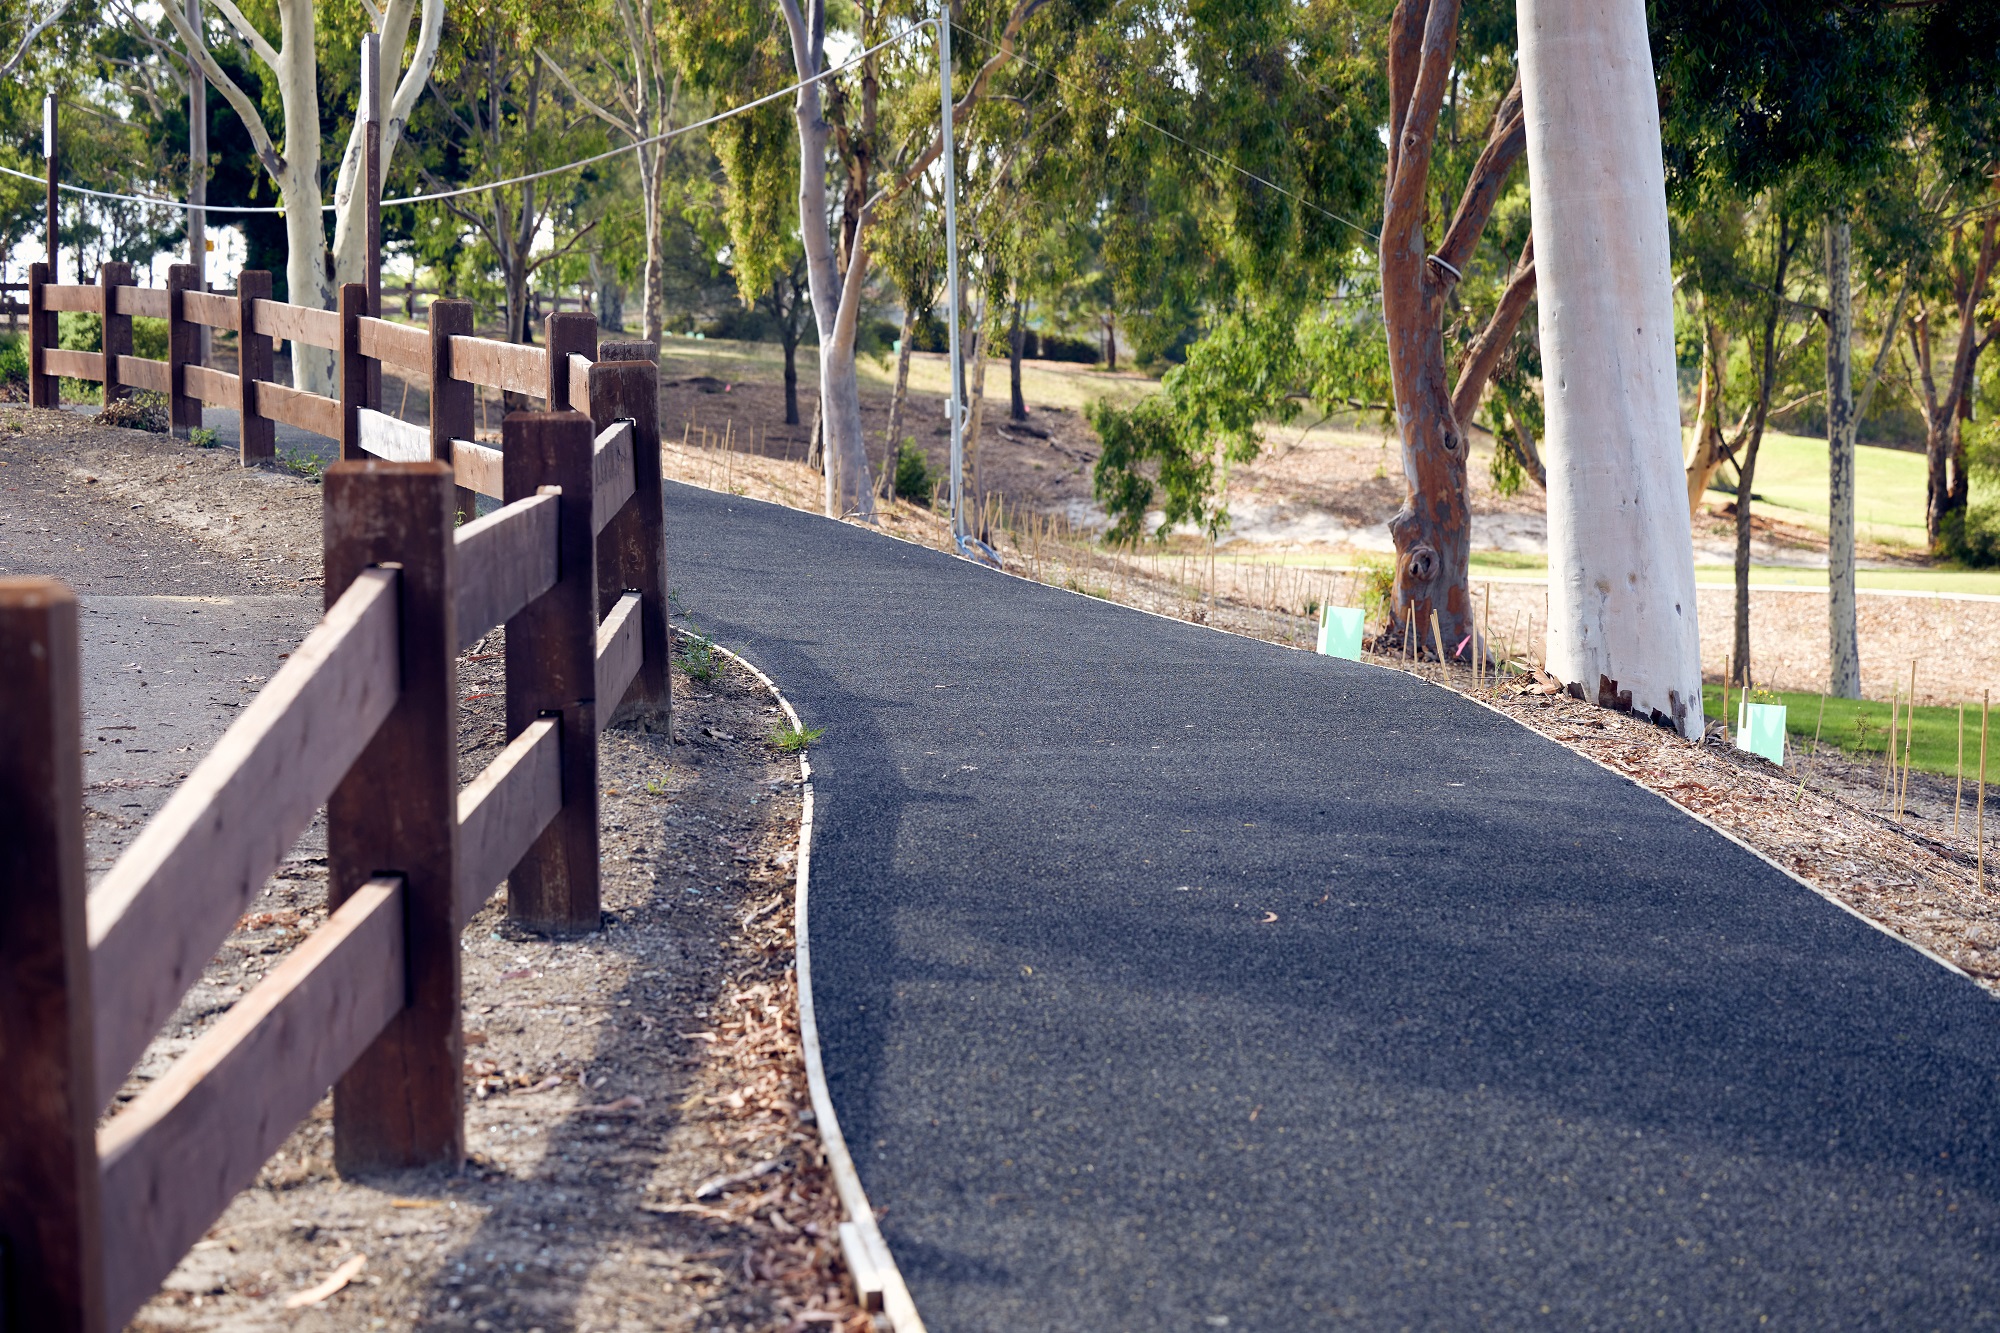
[1,405,870,1332]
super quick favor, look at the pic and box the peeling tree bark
[1379,0,1525,656]
[1521,0,1704,735]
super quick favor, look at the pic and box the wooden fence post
[544,312,596,411]
[338,282,369,462]
[165,264,199,438]
[98,262,132,407]
[427,298,477,524]
[0,579,106,1333]
[504,411,601,935]
[27,262,56,409]
[236,269,274,464]
[322,459,463,1170]
[591,342,669,731]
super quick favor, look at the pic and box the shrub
[1353,556,1395,627]
[0,332,26,387]
[95,392,169,433]
[891,440,933,502]
[1938,504,2000,568]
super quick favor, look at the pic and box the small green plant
[772,723,824,753]
[277,447,325,482]
[1062,576,1110,599]
[676,630,721,683]
[644,777,670,797]
[1353,557,1395,626]
[892,440,933,502]
[188,425,219,448]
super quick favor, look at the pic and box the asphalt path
[665,481,2000,1329]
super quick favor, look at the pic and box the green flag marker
[1737,701,1787,766]
[1318,607,1364,661]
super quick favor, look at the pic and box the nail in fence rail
[504,411,604,934]
[0,580,106,1332]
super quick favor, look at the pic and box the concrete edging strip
[705,639,926,1332]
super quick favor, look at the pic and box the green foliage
[676,630,721,683]
[891,441,933,504]
[0,333,25,386]
[1352,557,1394,627]
[1089,292,1390,544]
[189,426,219,448]
[59,312,100,353]
[771,723,824,754]
[276,448,325,483]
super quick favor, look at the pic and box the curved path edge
[707,640,927,1333]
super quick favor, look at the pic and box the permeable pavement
[666,481,2000,1329]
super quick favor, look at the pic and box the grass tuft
[676,631,721,683]
[772,723,824,753]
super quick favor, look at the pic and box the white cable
[1,25,924,216]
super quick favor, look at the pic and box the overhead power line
[0,24,926,215]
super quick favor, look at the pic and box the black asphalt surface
[666,482,2000,1330]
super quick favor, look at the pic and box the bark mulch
[126,648,870,1333]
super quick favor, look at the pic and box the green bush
[0,332,25,386]
[1937,504,2000,568]
[59,311,100,352]
[133,316,168,361]
[891,440,933,503]
[1353,556,1395,627]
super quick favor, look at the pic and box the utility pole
[187,0,208,357]
[44,94,58,282]
[361,32,382,405]
[939,9,965,544]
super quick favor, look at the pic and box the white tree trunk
[1520,0,1704,735]
[330,0,443,294]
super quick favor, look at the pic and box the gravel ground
[0,407,868,1332]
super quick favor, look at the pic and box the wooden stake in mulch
[1429,608,1447,684]
[1957,701,1967,835]
[1721,655,1732,746]
[1980,690,1989,894]
[1796,692,1827,806]
[1898,660,1917,822]
[1880,686,1900,811]
[1405,610,1416,673]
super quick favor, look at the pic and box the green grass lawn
[1702,683,1999,778]
[1702,428,1928,550]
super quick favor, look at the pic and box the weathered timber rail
[2,324,668,1326]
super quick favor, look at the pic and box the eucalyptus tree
[416,0,606,347]
[157,0,441,390]
[536,0,682,345]
[1078,0,1387,543]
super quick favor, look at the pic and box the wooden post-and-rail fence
[4,298,671,1327]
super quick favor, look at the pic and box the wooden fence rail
[21,269,668,737]
[1,399,661,1326]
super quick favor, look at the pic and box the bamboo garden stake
[1897,661,1916,821]
[1980,690,1989,893]
[1957,702,1966,834]
[1880,686,1899,810]
[1796,693,1826,805]
[1429,608,1447,684]
[1721,655,1732,746]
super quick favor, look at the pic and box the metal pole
[44,94,58,282]
[187,0,206,290]
[187,0,208,361]
[939,9,965,542]
[361,32,382,405]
